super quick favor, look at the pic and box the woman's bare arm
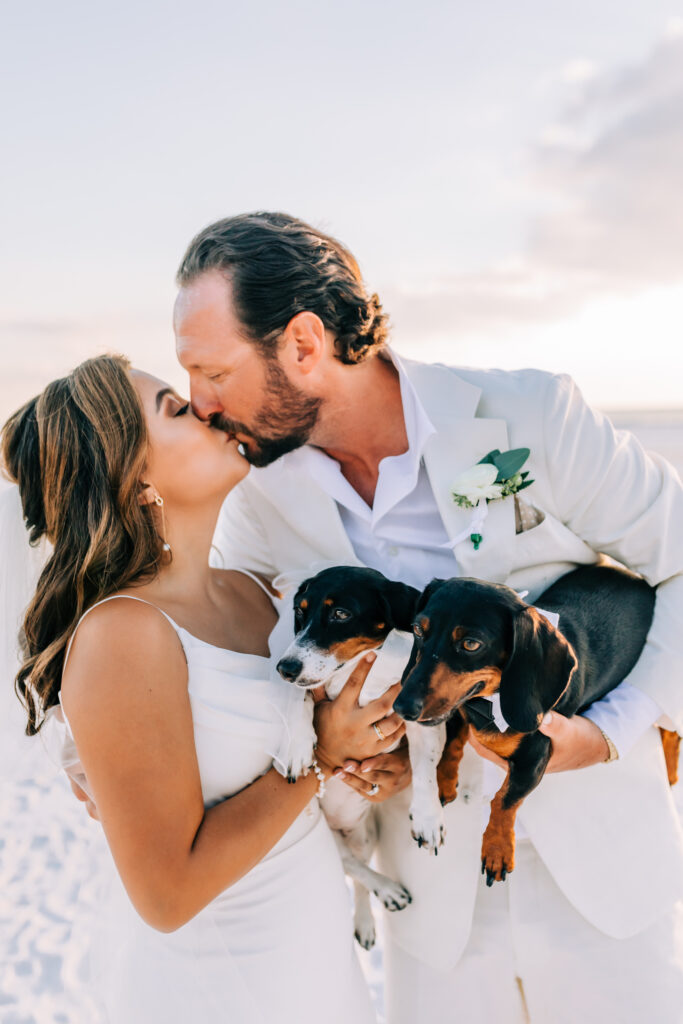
[61,601,390,932]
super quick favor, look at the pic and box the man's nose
[190,389,223,422]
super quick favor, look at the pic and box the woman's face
[132,370,249,509]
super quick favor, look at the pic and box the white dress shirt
[294,352,661,765]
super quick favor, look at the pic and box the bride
[1,353,407,1024]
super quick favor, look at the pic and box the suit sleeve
[210,482,278,579]
[542,373,683,733]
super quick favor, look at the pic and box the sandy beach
[1,410,682,1024]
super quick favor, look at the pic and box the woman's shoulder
[61,594,186,709]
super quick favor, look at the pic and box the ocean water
[1,411,682,1024]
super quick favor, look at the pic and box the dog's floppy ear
[499,607,577,733]
[292,579,311,604]
[383,581,420,631]
[416,578,447,615]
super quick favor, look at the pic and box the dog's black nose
[277,657,304,682]
[393,690,423,721]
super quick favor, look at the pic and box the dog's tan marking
[299,599,308,610]
[323,598,333,607]
[481,779,521,881]
[470,725,524,758]
[329,636,379,661]
[418,665,502,722]
[660,728,681,786]
[437,713,468,805]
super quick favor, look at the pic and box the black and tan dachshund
[393,562,681,885]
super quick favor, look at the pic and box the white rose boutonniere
[449,448,534,550]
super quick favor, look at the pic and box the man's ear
[416,578,447,615]
[280,312,326,377]
[499,608,577,733]
[382,581,420,631]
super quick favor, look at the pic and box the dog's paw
[354,920,376,950]
[481,828,515,885]
[409,803,446,855]
[372,877,412,912]
[274,734,316,783]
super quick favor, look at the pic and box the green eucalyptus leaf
[492,448,530,481]
[477,449,500,466]
[517,478,534,491]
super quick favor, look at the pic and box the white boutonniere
[449,448,534,550]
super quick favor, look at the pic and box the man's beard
[211,359,322,468]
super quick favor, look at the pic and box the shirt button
[461,790,471,803]
[387,546,399,557]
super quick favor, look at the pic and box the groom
[174,212,683,1023]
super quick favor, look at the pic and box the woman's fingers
[336,653,377,708]
[361,681,402,723]
[372,711,404,738]
[334,770,384,801]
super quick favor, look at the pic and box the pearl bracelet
[310,758,327,798]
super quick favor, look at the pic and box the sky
[2,0,683,420]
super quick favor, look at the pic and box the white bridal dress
[48,579,376,1024]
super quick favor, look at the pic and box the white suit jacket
[214,361,683,970]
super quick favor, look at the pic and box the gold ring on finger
[373,721,386,742]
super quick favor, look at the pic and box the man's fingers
[69,778,90,803]
[337,653,377,708]
[538,710,567,738]
[85,800,100,821]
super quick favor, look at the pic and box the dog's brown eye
[462,638,481,652]
[331,608,351,622]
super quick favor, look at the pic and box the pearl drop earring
[154,493,172,554]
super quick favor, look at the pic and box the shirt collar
[287,348,436,523]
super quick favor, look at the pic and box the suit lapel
[408,362,516,584]
[248,458,360,567]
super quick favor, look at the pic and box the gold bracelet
[599,729,619,763]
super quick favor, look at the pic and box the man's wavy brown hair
[177,212,390,364]
[1,354,164,735]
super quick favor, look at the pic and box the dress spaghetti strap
[63,595,178,673]
[230,568,280,602]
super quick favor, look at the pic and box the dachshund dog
[394,562,681,885]
[276,565,449,949]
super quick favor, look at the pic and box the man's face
[174,271,321,467]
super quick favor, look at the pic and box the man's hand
[334,739,412,802]
[69,777,100,821]
[468,712,610,773]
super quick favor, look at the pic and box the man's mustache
[208,412,253,438]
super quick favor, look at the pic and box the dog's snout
[277,656,304,682]
[393,689,423,722]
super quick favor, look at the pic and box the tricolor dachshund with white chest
[276,565,449,949]
[393,562,681,885]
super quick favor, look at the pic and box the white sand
[1,413,681,1023]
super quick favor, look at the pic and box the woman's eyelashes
[174,401,190,417]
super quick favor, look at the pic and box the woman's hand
[313,653,406,772]
[334,739,412,801]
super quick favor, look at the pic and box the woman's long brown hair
[1,354,164,734]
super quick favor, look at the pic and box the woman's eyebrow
[154,387,176,411]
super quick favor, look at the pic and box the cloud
[388,29,683,340]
